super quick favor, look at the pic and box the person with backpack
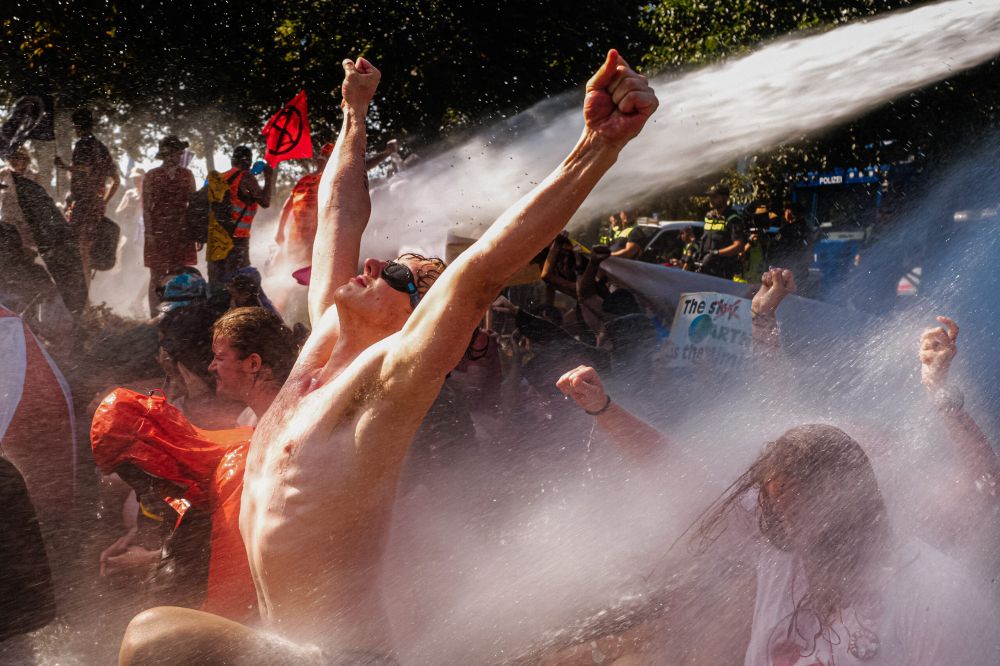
[206,146,275,294]
[143,136,197,316]
[55,108,119,282]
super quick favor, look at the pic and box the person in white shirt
[556,268,1000,665]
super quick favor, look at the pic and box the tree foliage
[3,0,997,202]
[1,1,650,158]
[641,0,918,69]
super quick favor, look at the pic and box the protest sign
[664,291,752,368]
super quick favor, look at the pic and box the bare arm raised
[919,317,1000,513]
[556,364,668,460]
[751,267,795,350]
[386,50,658,392]
[310,57,381,327]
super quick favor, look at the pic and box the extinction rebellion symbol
[268,106,304,156]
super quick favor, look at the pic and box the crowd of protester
[0,50,998,666]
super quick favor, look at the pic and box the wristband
[585,395,613,416]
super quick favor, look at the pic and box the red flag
[262,90,313,167]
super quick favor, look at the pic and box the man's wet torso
[240,328,433,654]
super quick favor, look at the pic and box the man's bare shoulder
[281,305,395,402]
[241,171,264,197]
[378,277,481,389]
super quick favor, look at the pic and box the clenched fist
[920,315,959,390]
[752,267,796,317]
[556,365,609,413]
[341,57,381,113]
[584,50,658,149]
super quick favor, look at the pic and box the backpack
[89,216,120,271]
[186,170,243,245]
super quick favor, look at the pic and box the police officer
[608,210,645,259]
[598,213,620,246]
[698,184,746,279]
[735,202,776,283]
[676,225,700,270]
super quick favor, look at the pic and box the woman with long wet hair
[696,424,895,664]
[555,268,1000,665]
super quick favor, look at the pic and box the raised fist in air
[920,316,959,390]
[752,267,796,317]
[556,365,609,413]
[584,49,659,149]
[341,57,381,113]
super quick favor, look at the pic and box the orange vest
[288,172,320,247]
[224,168,258,238]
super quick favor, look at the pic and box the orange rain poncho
[91,388,257,621]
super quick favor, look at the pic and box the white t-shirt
[738,506,1000,666]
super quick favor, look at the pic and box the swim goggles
[381,260,421,308]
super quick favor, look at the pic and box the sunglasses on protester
[381,260,421,307]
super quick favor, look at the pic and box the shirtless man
[119,50,657,664]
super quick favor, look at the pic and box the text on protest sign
[665,291,751,368]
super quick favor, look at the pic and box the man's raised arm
[391,50,657,383]
[310,57,380,326]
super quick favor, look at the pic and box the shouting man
[120,50,657,664]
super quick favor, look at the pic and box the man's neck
[327,319,397,373]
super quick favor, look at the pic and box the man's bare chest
[248,368,384,487]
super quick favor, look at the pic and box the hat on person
[156,135,189,159]
[320,142,336,158]
[158,272,208,313]
[292,265,312,286]
[706,184,730,197]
